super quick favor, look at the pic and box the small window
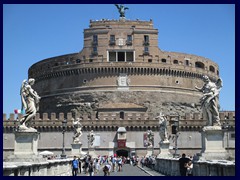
[76,59,81,63]
[93,46,97,52]
[195,61,205,69]
[148,59,152,63]
[144,35,149,43]
[93,35,98,43]
[120,111,124,119]
[126,35,132,45]
[109,35,115,45]
[83,79,87,83]
[209,65,215,73]
[127,35,132,41]
[110,35,115,41]
[161,59,167,63]
[185,60,189,66]
[175,80,179,84]
[89,59,93,63]
[173,60,178,64]
[144,46,149,52]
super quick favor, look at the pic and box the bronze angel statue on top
[115,4,129,18]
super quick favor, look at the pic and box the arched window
[195,61,205,69]
[209,65,215,73]
[173,60,178,64]
[161,58,167,63]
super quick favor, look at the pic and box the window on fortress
[195,61,205,69]
[126,35,133,45]
[93,46,98,52]
[148,59,152,63]
[144,46,149,53]
[93,35,98,45]
[144,35,149,43]
[120,111,124,119]
[109,52,116,62]
[118,52,125,62]
[109,35,115,45]
[126,52,133,62]
[209,66,215,73]
[161,59,167,63]
[185,60,189,66]
[173,60,178,64]
[76,59,81,63]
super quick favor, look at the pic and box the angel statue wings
[195,75,223,126]
[115,4,129,18]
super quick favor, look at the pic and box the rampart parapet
[3,111,235,132]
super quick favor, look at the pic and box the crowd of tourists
[72,153,193,176]
[71,154,142,176]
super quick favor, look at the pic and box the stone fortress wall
[3,111,235,158]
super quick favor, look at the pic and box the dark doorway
[120,111,124,119]
[116,149,128,157]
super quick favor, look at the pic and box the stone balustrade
[154,157,235,176]
[3,158,72,176]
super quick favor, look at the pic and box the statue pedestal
[71,143,83,156]
[88,147,97,158]
[157,141,171,158]
[14,131,39,156]
[5,131,45,162]
[146,146,153,157]
[199,126,228,160]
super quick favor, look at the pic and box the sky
[3,4,235,116]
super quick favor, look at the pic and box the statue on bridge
[195,75,223,126]
[87,130,95,147]
[156,112,169,143]
[115,4,129,18]
[72,118,83,144]
[19,78,41,132]
[147,130,154,147]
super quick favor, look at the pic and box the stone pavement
[76,164,165,176]
[137,165,165,176]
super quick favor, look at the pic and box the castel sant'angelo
[3,5,235,158]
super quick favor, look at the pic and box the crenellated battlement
[3,111,235,131]
[3,111,235,121]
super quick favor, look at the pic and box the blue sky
[3,4,235,116]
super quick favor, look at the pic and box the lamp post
[61,119,67,158]
[172,116,179,158]
[222,119,230,153]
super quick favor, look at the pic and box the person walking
[72,156,79,176]
[88,161,95,176]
